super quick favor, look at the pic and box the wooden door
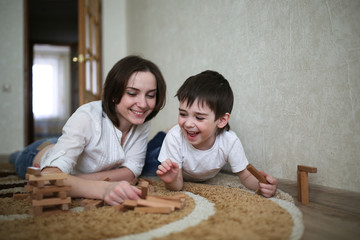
[77,0,102,106]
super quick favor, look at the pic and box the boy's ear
[217,113,230,129]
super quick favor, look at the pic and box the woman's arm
[75,167,135,182]
[42,167,141,205]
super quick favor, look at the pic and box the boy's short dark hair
[176,70,233,134]
[102,55,166,127]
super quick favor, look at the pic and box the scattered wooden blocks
[297,165,317,205]
[116,194,186,214]
[24,167,72,216]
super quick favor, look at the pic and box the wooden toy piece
[27,172,68,182]
[122,199,138,208]
[13,193,30,200]
[25,170,72,216]
[27,167,41,176]
[83,199,104,211]
[134,206,172,214]
[138,180,149,199]
[246,164,269,184]
[146,196,183,210]
[297,165,317,205]
[137,199,175,211]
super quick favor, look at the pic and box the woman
[9,55,166,205]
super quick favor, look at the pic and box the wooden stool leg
[300,171,309,205]
[297,170,302,202]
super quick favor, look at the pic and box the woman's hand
[103,181,141,205]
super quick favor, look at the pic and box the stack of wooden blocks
[116,178,186,214]
[24,167,72,216]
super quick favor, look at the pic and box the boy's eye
[179,112,186,117]
[196,116,205,120]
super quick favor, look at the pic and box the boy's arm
[156,159,184,191]
[237,168,278,198]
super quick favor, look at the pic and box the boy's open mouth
[186,131,199,139]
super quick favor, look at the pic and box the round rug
[0,178,303,240]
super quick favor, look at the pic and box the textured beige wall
[126,0,360,192]
[0,0,24,154]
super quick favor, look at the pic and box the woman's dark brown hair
[102,55,166,127]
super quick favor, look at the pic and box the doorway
[32,44,71,140]
[26,0,78,145]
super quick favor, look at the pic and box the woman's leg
[141,131,166,176]
[10,138,58,179]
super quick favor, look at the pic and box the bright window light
[32,64,56,118]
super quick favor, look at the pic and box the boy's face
[178,99,220,150]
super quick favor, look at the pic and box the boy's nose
[184,119,195,128]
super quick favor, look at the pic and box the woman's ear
[217,113,230,129]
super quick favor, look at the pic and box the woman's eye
[127,91,136,96]
[147,94,156,98]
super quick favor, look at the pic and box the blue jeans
[9,138,58,179]
[9,132,166,178]
[141,131,166,176]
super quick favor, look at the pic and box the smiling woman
[8,55,167,206]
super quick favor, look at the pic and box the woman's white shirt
[40,101,150,177]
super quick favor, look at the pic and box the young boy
[156,70,277,197]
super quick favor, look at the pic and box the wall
[0,0,24,154]
[124,0,360,192]
[102,0,127,81]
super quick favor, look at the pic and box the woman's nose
[136,95,147,108]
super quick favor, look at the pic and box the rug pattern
[0,163,303,240]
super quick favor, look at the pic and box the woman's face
[115,71,157,131]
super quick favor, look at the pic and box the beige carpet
[0,163,303,240]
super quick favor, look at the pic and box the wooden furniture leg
[297,165,317,205]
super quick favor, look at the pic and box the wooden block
[297,170,302,202]
[84,200,103,210]
[32,185,71,194]
[134,206,172,214]
[61,204,70,211]
[57,191,67,199]
[148,194,187,201]
[139,181,149,199]
[146,196,183,209]
[138,178,154,185]
[246,164,269,184]
[122,199,138,208]
[130,178,138,186]
[298,165,317,173]
[114,205,128,212]
[13,193,30,200]
[26,167,41,176]
[32,196,71,207]
[24,184,34,192]
[28,172,68,182]
[137,199,175,211]
[300,171,309,205]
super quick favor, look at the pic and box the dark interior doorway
[26,0,78,144]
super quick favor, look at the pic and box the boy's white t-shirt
[158,125,249,182]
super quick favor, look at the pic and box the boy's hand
[258,171,278,198]
[156,159,179,184]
